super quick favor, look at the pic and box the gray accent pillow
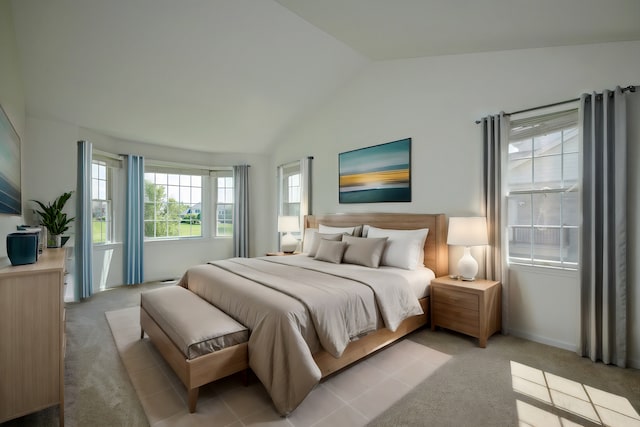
[342,235,388,268]
[307,232,344,257]
[314,239,347,264]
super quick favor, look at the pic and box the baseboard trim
[507,329,640,369]
[506,328,577,353]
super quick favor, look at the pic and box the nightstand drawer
[432,287,478,310]
[433,301,479,336]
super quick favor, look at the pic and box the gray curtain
[481,113,509,329]
[75,140,93,300]
[579,87,628,367]
[233,165,250,257]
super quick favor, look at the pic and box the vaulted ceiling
[10,0,640,154]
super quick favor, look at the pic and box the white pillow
[366,226,429,270]
[319,224,363,237]
[301,228,318,253]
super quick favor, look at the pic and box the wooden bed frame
[305,213,448,377]
[142,212,448,411]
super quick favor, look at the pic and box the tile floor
[106,307,452,427]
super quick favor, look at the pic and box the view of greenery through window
[142,171,234,239]
[92,160,110,243]
[144,173,202,238]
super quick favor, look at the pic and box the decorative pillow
[366,226,429,270]
[314,239,347,264]
[307,232,344,257]
[342,235,388,268]
[301,228,319,253]
[319,224,363,237]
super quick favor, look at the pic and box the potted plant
[32,191,75,248]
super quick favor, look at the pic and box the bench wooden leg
[188,387,199,413]
[140,327,145,339]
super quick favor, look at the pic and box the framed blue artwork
[0,104,21,215]
[339,138,411,203]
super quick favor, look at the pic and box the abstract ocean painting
[0,104,21,215]
[339,138,411,203]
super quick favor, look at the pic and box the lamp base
[457,247,479,281]
[280,232,298,253]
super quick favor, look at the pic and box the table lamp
[447,217,488,281]
[278,216,300,253]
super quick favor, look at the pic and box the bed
[175,212,448,415]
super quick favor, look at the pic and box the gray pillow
[342,235,388,268]
[307,232,344,257]
[314,239,347,264]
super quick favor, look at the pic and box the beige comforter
[178,256,422,415]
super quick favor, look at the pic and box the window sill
[143,236,231,245]
[93,242,122,250]
[508,262,578,278]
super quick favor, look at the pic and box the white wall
[21,118,270,293]
[270,41,640,366]
[0,0,26,266]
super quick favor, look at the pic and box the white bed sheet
[379,265,435,298]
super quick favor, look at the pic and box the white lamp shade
[278,216,300,233]
[447,217,488,247]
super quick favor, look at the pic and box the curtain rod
[475,85,637,124]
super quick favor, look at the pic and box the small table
[430,276,501,348]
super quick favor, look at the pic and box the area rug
[106,306,451,427]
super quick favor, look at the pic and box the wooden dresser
[0,248,66,426]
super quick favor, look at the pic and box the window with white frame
[144,168,203,239]
[214,173,234,237]
[506,108,579,268]
[92,160,112,243]
[278,161,302,218]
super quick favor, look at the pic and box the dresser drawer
[433,287,478,310]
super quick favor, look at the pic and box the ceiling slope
[10,0,640,153]
[11,0,367,153]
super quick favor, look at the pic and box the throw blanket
[178,256,422,415]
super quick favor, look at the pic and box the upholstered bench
[140,286,249,412]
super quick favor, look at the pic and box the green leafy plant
[32,191,75,236]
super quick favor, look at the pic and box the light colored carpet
[106,307,452,427]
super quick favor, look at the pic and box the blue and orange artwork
[339,138,411,203]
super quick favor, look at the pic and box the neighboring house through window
[144,168,204,239]
[214,171,234,237]
[143,163,234,240]
[277,158,312,247]
[506,108,579,269]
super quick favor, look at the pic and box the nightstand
[430,276,501,348]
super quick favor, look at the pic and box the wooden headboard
[305,213,448,278]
